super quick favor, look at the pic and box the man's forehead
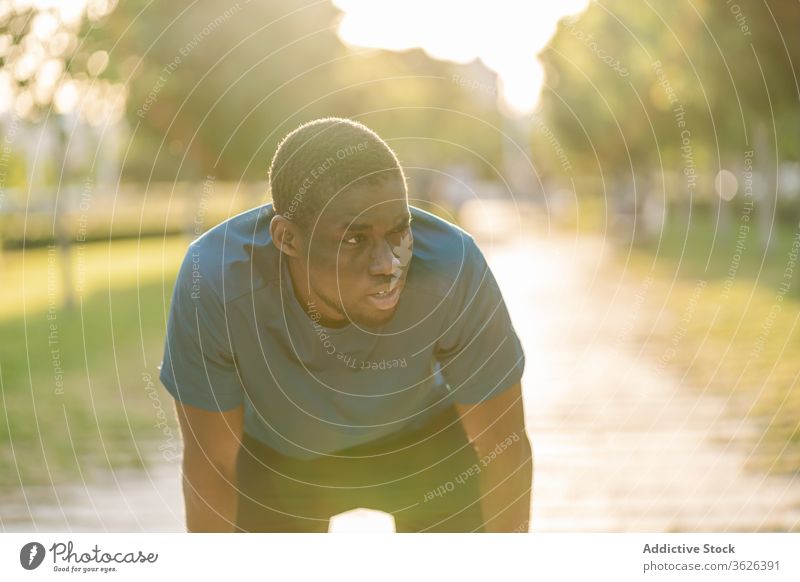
[321,183,408,229]
[327,204,410,231]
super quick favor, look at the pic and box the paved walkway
[3,229,799,532]
[490,231,800,532]
[1,444,184,532]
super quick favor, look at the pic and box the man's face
[298,177,413,328]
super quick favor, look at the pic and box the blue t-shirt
[159,203,525,459]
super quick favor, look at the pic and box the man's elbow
[471,428,532,467]
[509,432,533,468]
[183,441,239,481]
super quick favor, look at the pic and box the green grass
[0,237,187,487]
[619,207,800,475]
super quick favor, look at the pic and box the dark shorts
[234,405,486,532]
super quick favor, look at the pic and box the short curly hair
[268,117,406,228]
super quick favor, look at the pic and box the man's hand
[454,382,533,532]
[175,402,243,532]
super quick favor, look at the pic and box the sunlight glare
[332,0,590,115]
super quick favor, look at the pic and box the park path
[3,224,800,532]
[488,227,800,532]
[1,443,184,532]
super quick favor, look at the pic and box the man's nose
[368,239,395,277]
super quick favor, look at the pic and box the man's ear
[270,214,302,257]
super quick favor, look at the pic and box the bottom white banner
[1,533,798,581]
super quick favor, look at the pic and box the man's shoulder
[407,206,481,299]
[191,203,274,254]
[180,203,278,304]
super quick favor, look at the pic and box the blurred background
[1,0,798,532]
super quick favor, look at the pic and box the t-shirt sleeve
[435,236,525,404]
[158,245,244,412]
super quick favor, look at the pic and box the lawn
[0,237,187,487]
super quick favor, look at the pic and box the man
[159,117,532,532]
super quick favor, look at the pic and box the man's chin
[348,305,398,329]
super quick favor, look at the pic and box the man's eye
[342,234,365,246]
[396,217,413,233]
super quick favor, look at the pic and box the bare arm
[454,382,533,533]
[175,402,244,532]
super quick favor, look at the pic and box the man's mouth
[366,286,401,310]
